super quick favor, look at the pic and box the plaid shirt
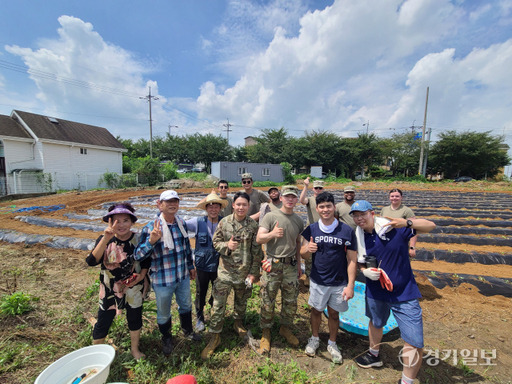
[135,216,193,287]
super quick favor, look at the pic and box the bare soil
[0,181,511,384]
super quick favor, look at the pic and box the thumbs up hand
[307,236,318,253]
[228,235,239,251]
[271,221,284,239]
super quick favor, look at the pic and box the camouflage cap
[241,172,253,180]
[281,185,299,197]
[313,180,325,188]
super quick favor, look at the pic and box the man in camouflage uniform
[201,191,263,359]
[257,185,304,354]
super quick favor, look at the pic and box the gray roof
[7,110,125,150]
[0,114,32,139]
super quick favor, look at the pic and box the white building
[0,110,126,195]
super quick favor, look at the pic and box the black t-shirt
[86,233,150,282]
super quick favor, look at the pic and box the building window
[80,148,87,155]
[238,167,247,175]
[262,168,270,176]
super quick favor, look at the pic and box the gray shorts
[308,279,348,313]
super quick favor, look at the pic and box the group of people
[86,173,436,384]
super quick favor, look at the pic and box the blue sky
[1,0,511,173]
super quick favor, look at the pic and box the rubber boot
[279,326,299,347]
[201,333,221,360]
[258,328,271,355]
[180,311,202,341]
[158,318,173,356]
[233,319,247,338]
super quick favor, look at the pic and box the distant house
[244,136,257,146]
[211,161,283,183]
[0,110,126,195]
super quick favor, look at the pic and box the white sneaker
[195,319,205,332]
[305,337,320,356]
[327,343,342,364]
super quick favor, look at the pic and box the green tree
[346,133,384,179]
[186,133,232,172]
[130,156,161,186]
[429,131,510,179]
[381,132,421,177]
[301,131,345,175]
[246,128,291,164]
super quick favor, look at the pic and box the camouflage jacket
[213,214,262,283]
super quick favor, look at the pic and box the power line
[0,59,140,98]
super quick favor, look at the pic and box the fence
[0,172,169,196]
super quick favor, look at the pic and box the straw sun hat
[196,193,229,210]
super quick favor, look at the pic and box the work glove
[379,269,393,292]
[362,267,381,281]
[261,259,272,273]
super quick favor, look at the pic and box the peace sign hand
[103,217,117,241]
[149,219,162,244]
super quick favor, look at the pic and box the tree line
[119,129,510,181]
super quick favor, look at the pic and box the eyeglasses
[219,186,228,189]
[313,187,323,190]
[352,211,369,219]
[242,180,252,184]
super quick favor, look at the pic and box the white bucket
[35,345,116,384]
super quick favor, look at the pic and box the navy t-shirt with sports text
[302,221,356,286]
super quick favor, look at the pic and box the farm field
[0,181,511,384]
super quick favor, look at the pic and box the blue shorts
[365,297,424,348]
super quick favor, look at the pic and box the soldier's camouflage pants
[208,278,251,333]
[260,261,299,329]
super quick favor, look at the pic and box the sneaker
[195,319,205,332]
[305,337,320,356]
[355,351,383,368]
[327,343,342,364]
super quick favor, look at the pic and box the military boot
[258,328,271,355]
[279,326,299,347]
[233,320,247,338]
[201,333,221,360]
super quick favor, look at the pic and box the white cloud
[5,15,164,139]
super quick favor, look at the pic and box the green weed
[0,292,38,316]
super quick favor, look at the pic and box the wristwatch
[409,246,415,250]
[406,219,413,228]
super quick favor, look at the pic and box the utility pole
[223,118,232,145]
[168,124,178,135]
[140,86,159,158]
[418,86,429,176]
[363,120,370,134]
[422,127,432,176]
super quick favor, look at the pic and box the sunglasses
[219,186,228,189]
[313,187,323,190]
[242,180,252,184]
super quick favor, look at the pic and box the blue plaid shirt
[135,216,193,287]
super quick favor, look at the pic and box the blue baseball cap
[349,200,373,215]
